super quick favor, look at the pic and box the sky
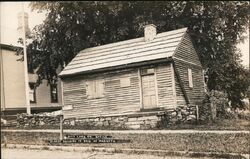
[0,2,249,68]
[0,2,45,46]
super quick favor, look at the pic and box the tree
[19,1,249,108]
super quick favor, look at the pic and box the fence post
[196,105,199,123]
[210,91,217,121]
[59,115,64,141]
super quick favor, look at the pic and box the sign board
[62,105,73,111]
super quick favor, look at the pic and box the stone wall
[17,113,61,127]
[16,106,197,129]
[64,105,198,129]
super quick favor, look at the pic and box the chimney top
[144,24,156,28]
[144,24,157,42]
[17,12,30,37]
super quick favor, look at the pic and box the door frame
[138,67,159,110]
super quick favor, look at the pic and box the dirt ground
[2,148,215,159]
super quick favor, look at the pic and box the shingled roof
[59,27,187,77]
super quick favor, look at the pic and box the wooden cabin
[59,25,205,129]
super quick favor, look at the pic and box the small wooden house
[59,25,205,129]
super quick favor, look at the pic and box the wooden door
[142,74,156,108]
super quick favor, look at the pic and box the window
[188,68,193,88]
[120,77,131,87]
[141,68,155,76]
[86,79,104,99]
[50,84,58,103]
[29,83,36,103]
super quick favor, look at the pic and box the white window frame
[29,82,36,103]
[50,84,58,103]
[188,68,193,88]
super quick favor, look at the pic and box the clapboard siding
[173,32,204,105]
[62,63,174,119]
[174,34,201,66]
[63,68,140,118]
[175,75,187,106]
[174,59,204,105]
[156,64,175,108]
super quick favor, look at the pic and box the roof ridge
[80,27,188,53]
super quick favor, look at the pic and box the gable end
[173,33,202,66]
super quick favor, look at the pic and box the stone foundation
[16,106,197,129]
[64,105,198,129]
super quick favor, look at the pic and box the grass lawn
[161,118,250,130]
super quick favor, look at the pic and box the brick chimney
[144,24,156,42]
[17,12,30,38]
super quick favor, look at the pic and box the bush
[199,90,232,121]
[212,91,229,118]
[199,90,250,122]
[199,94,211,122]
[236,109,250,121]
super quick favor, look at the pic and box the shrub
[199,90,231,121]
[199,94,212,122]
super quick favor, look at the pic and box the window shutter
[120,77,131,87]
[97,79,104,97]
[87,79,105,99]
[86,81,95,99]
[188,69,193,88]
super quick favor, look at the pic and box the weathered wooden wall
[62,68,140,119]
[175,75,187,106]
[174,60,204,105]
[174,34,201,66]
[156,64,175,108]
[62,63,174,119]
[174,34,205,105]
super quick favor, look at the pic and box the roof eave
[0,43,22,51]
[59,57,173,79]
